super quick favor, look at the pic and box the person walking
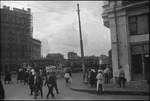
[33,71,43,99]
[52,72,59,94]
[96,70,104,95]
[45,72,54,99]
[64,72,70,87]
[118,66,125,88]
[28,69,35,95]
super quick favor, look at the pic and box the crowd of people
[83,65,113,95]
[2,65,73,100]
[1,64,126,99]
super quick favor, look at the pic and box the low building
[68,51,79,59]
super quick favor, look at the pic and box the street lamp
[77,3,85,75]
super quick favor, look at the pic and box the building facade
[31,38,41,60]
[46,53,64,62]
[102,0,149,82]
[1,6,33,72]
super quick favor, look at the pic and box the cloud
[1,1,111,58]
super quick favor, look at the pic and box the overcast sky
[1,1,111,58]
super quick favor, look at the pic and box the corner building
[1,6,33,72]
[102,1,149,82]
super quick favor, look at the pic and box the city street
[2,74,149,100]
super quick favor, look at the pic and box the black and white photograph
[0,0,149,100]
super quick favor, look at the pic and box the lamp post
[77,3,85,75]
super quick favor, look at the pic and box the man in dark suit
[45,72,54,99]
[29,70,35,95]
[34,71,43,99]
[52,72,59,94]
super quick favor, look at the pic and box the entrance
[144,54,149,80]
[131,54,143,81]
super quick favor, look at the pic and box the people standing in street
[118,66,125,88]
[89,69,97,88]
[33,70,43,99]
[104,65,111,84]
[4,70,12,84]
[96,70,104,95]
[17,68,23,83]
[84,70,89,86]
[23,69,30,85]
[52,72,59,94]
[45,72,54,99]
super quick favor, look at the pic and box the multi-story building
[68,51,79,59]
[1,5,33,72]
[31,38,41,60]
[102,0,149,82]
[46,53,64,62]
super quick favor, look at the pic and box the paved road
[2,74,149,100]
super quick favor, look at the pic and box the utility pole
[77,3,85,75]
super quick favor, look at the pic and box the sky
[1,1,111,59]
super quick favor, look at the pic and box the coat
[96,73,104,91]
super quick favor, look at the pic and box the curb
[70,86,149,96]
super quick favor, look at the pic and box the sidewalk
[70,72,149,96]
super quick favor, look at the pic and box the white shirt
[96,73,104,84]
[64,73,70,78]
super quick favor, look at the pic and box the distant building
[68,55,99,72]
[68,51,79,59]
[102,0,149,82]
[1,6,33,72]
[99,54,109,65]
[31,38,41,60]
[46,53,64,62]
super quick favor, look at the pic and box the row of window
[1,14,31,26]
[128,13,149,35]
[131,43,149,54]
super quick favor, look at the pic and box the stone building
[1,6,33,72]
[31,38,41,60]
[102,0,149,82]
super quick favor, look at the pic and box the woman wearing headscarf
[96,70,104,95]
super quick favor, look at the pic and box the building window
[128,13,149,35]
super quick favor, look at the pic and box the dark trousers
[46,86,54,99]
[105,73,110,83]
[30,85,34,95]
[54,83,59,93]
[34,86,43,98]
[119,77,125,87]
[97,84,103,95]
